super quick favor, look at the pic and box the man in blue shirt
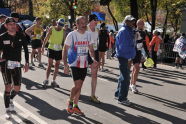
[115,15,136,106]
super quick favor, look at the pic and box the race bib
[53,44,62,51]
[77,46,88,55]
[36,34,41,39]
[3,40,10,45]
[7,61,21,69]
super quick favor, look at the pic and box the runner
[42,18,65,88]
[25,17,44,67]
[87,14,100,103]
[130,19,149,94]
[98,23,109,71]
[63,16,98,115]
[0,17,29,119]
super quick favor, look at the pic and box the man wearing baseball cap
[114,15,136,106]
[0,12,22,34]
[0,17,29,119]
[42,18,65,88]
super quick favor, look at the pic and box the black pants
[151,51,157,68]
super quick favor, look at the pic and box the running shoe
[5,110,12,120]
[90,96,101,104]
[118,99,131,106]
[31,62,35,66]
[73,106,84,115]
[180,66,184,70]
[43,80,49,87]
[51,81,60,88]
[130,84,139,94]
[66,101,73,114]
[9,100,15,112]
[38,63,44,68]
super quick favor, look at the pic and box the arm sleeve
[149,36,156,47]
[22,34,29,63]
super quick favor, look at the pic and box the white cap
[123,15,135,23]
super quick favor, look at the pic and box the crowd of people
[0,12,185,119]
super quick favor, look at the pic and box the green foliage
[111,0,130,22]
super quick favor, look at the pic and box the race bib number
[54,44,62,50]
[36,34,41,39]
[7,61,21,69]
[77,46,88,55]
[3,40,10,45]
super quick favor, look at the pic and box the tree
[0,0,5,8]
[130,0,138,19]
[150,0,157,35]
[100,0,118,31]
[28,0,33,16]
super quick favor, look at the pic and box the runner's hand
[23,63,29,72]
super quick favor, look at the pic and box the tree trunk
[162,5,169,39]
[150,0,157,36]
[28,0,33,16]
[130,0,138,20]
[0,0,5,8]
[107,3,118,31]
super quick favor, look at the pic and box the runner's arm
[22,35,29,64]
[62,44,70,66]
[42,27,52,49]
[88,44,96,61]
[25,25,35,37]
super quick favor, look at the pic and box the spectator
[114,15,136,106]
[149,30,162,68]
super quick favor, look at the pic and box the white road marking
[0,92,48,124]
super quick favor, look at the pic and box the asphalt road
[0,49,186,124]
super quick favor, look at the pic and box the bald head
[136,19,144,30]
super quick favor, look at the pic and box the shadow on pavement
[129,103,186,124]
[139,92,186,112]
[143,68,186,80]
[18,91,102,124]
[80,95,159,124]
[22,77,45,90]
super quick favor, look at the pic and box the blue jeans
[115,57,130,101]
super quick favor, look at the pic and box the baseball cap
[0,14,7,19]
[124,15,135,22]
[5,17,16,24]
[10,12,19,18]
[57,18,65,27]
[88,14,98,22]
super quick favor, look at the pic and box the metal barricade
[160,43,176,59]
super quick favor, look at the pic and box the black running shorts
[47,49,62,61]
[133,50,142,64]
[31,39,42,49]
[88,50,99,65]
[1,62,22,86]
[71,67,87,81]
